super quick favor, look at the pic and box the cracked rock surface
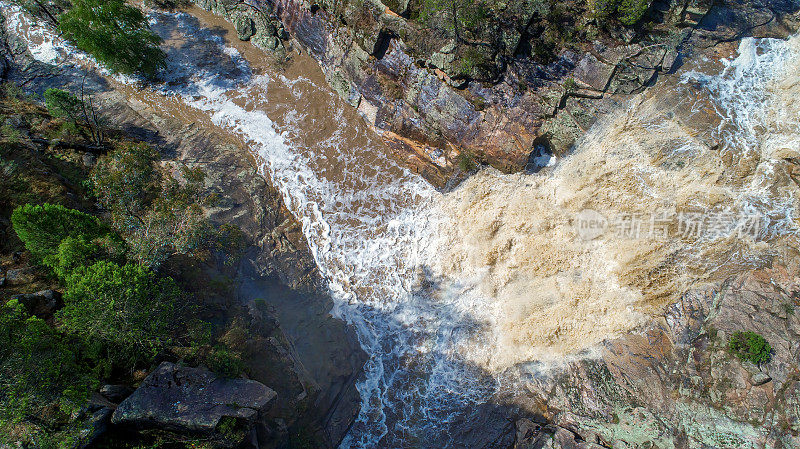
[111,362,277,432]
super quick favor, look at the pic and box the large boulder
[112,362,276,433]
[12,289,62,317]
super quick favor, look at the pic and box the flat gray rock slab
[112,362,276,433]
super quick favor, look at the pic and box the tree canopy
[60,261,179,364]
[91,143,215,268]
[10,203,114,263]
[57,0,166,79]
[0,300,96,439]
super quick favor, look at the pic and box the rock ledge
[112,362,276,433]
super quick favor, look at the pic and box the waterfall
[5,3,799,446]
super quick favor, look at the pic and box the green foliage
[49,235,111,280]
[7,0,69,25]
[458,46,489,76]
[205,346,244,378]
[43,88,82,122]
[457,150,477,172]
[11,203,112,262]
[0,121,22,143]
[60,261,179,366]
[91,143,214,268]
[43,88,104,145]
[58,0,166,79]
[563,77,578,93]
[216,416,240,439]
[592,0,651,26]
[186,319,215,347]
[728,331,772,365]
[91,142,160,225]
[211,223,247,267]
[417,0,488,36]
[0,300,97,432]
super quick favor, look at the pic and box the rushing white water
[432,35,800,371]
[5,4,799,447]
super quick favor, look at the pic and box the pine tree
[58,0,166,79]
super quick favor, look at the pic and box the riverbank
[0,4,365,447]
[180,2,800,448]
[193,0,799,188]
[3,1,800,448]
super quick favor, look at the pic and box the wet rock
[1,14,365,447]
[750,371,772,386]
[4,267,35,285]
[234,14,255,41]
[12,289,61,316]
[245,0,800,186]
[503,266,800,449]
[665,288,712,345]
[112,362,276,432]
[99,384,134,403]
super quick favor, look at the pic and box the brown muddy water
[4,3,800,447]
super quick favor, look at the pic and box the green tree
[43,88,104,145]
[0,300,96,430]
[11,203,112,262]
[58,0,166,79]
[43,88,82,121]
[91,144,214,268]
[728,331,772,365]
[8,0,70,26]
[91,142,160,226]
[59,261,179,365]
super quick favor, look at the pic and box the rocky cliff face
[504,265,800,449]
[184,1,800,448]
[193,0,799,187]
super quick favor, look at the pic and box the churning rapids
[5,3,800,447]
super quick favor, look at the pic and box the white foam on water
[143,12,490,447]
[3,5,69,65]
[432,34,800,372]
[5,3,800,446]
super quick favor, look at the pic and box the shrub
[592,0,650,26]
[11,203,112,262]
[48,235,103,280]
[564,77,578,93]
[205,346,245,378]
[91,142,160,224]
[43,88,82,121]
[43,88,105,144]
[728,331,772,365]
[58,0,166,79]
[60,261,179,366]
[92,144,215,268]
[457,150,477,172]
[0,300,97,428]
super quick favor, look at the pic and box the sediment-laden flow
[437,35,800,370]
[4,3,799,447]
